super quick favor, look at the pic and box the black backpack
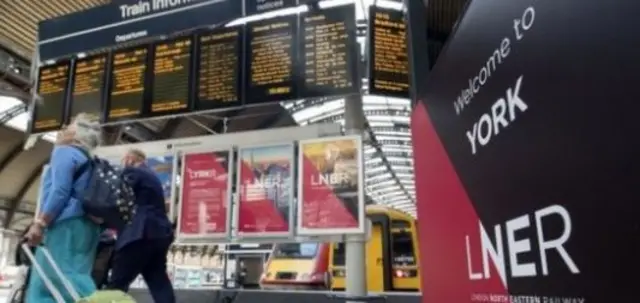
[73,147,136,229]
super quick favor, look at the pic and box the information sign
[196,26,243,110]
[297,136,364,235]
[178,150,233,240]
[245,0,299,16]
[236,144,294,237]
[245,15,299,104]
[300,5,360,98]
[368,6,409,98]
[31,61,71,133]
[106,46,149,121]
[69,54,107,122]
[410,0,640,301]
[150,37,193,114]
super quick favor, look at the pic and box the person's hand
[25,223,44,246]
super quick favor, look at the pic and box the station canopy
[0,0,467,231]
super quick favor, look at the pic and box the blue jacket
[40,146,92,223]
[116,165,174,250]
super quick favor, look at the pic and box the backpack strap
[69,145,93,181]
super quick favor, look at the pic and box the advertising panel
[177,150,233,241]
[297,136,364,235]
[146,155,178,218]
[409,0,640,302]
[236,144,294,237]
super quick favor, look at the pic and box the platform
[129,289,421,303]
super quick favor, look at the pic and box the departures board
[69,55,108,122]
[367,6,409,99]
[30,61,71,133]
[30,4,359,134]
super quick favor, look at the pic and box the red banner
[178,151,231,237]
[298,137,362,233]
[237,144,293,235]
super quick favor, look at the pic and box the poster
[237,144,294,236]
[178,150,232,239]
[297,136,364,234]
[409,0,640,302]
[146,155,176,215]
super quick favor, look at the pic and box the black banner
[411,0,640,302]
[38,0,243,60]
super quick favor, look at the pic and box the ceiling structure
[0,0,467,231]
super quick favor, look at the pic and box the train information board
[368,7,409,98]
[196,27,243,110]
[69,55,107,121]
[151,38,192,114]
[32,61,71,133]
[107,47,149,121]
[301,5,359,98]
[245,15,299,104]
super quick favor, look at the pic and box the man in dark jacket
[107,149,175,303]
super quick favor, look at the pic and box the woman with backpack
[23,113,104,302]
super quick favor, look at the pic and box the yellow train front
[261,205,421,292]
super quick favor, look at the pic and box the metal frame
[234,142,295,240]
[176,148,234,243]
[296,135,366,236]
[92,123,341,157]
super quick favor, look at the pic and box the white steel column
[344,94,368,303]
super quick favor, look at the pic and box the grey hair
[71,113,102,150]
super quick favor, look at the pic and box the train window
[391,220,411,229]
[332,243,346,266]
[392,231,416,266]
[273,243,318,259]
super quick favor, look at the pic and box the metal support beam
[343,94,368,303]
[0,142,24,172]
[4,160,47,228]
[212,108,244,133]
[256,110,286,130]
[158,118,182,139]
[124,123,158,141]
[0,104,27,125]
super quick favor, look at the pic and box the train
[260,205,421,292]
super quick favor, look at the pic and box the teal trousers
[25,217,101,303]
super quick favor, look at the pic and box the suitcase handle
[20,242,82,303]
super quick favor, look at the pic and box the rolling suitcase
[20,243,136,303]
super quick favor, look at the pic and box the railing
[0,104,27,126]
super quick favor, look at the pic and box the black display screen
[31,61,71,133]
[245,15,299,104]
[196,27,243,110]
[107,47,148,121]
[368,6,409,98]
[69,55,107,122]
[300,4,360,98]
[150,37,192,114]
